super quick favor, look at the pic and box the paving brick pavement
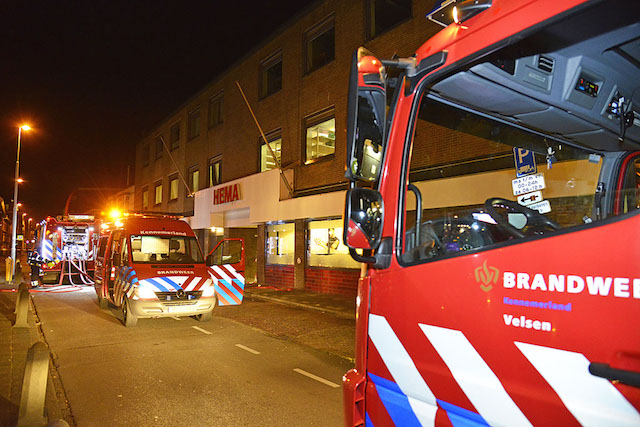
[0,253,69,426]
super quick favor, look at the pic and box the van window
[130,235,203,264]
[401,95,602,264]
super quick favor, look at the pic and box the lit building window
[188,108,201,140]
[208,92,223,128]
[260,52,282,99]
[261,135,282,172]
[169,175,179,201]
[304,17,335,73]
[208,156,222,187]
[305,112,335,162]
[154,182,163,206]
[266,223,294,265]
[189,167,200,193]
[142,187,149,210]
[308,219,360,268]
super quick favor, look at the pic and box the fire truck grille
[155,291,202,301]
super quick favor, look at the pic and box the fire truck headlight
[135,286,157,300]
[201,284,215,298]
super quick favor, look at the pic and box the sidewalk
[0,253,68,426]
[244,285,357,320]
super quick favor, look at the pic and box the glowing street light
[10,124,31,281]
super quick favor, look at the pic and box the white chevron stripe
[420,324,533,427]
[516,342,640,427]
[211,266,234,283]
[184,277,201,291]
[369,314,437,426]
[214,265,244,283]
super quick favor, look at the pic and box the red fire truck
[342,0,640,425]
[30,215,96,285]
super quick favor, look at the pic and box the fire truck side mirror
[345,47,387,183]
[343,188,384,250]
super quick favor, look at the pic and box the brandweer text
[503,272,640,298]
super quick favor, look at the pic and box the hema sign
[213,183,241,205]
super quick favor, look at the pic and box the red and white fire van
[342,0,640,425]
[93,213,245,327]
[30,214,96,285]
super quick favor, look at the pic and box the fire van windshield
[129,235,204,264]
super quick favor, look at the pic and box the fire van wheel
[196,311,213,322]
[121,298,138,327]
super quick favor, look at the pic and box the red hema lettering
[213,184,240,205]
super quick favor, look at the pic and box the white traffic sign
[529,200,551,214]
[512,173,546,196]
[517,191,543,206]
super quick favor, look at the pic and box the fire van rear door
[206,238,245,305]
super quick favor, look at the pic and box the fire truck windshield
[401,95,603,264]
[130,235,204,264]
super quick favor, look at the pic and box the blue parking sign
[513,148,537,177]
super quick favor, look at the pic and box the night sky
[0,0,315,222]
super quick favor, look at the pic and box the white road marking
[191,326,212,335]
[293,368,340,388]
[171,316,182,321]
[235,344,261,354]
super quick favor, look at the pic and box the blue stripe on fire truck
[144,278,171,293]
[437,399,489,427]
[368,373,422,427]
[159,276,184,291]
[213,279,244,305]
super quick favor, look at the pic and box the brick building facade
[134,0,441,296]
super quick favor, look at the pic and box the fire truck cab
[342,0,640,425]
[30,214,96,285]
[93,213,245,327]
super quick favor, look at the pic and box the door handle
[589,362,640,388]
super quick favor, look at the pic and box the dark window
[170,122,181,150]
[260,52,283,99]
[367,0,412,39]
[155,137,163,160]
[143,144,150,166]
[304,108,336,162]
[208,93,224,128]
[304,17,335,73]
[208,156,222,187]
[188,108,201,140]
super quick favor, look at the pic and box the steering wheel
[484,197,560,239]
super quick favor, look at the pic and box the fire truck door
[366,178,640,425]
[206,238,245,306]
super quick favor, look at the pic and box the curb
[246,293,355,320]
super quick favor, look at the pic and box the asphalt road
[31,287,352,426]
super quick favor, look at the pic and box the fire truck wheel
[196,311,213,322]
[121,298,138,327]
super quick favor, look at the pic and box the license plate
[167,305,194,313]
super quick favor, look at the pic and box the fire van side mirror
[343,188,384,250]
[345,47,387,182]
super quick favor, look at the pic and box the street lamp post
[10,124,30,281]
